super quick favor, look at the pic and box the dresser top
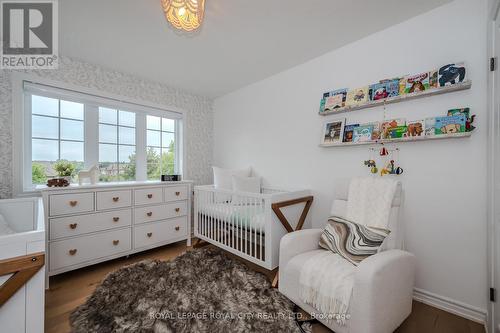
[38,180,193,192]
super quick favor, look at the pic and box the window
[98,108,136,182]
[31,95,85,184]
[146,115,176,180]
[21,81,183,191]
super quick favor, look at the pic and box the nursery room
[0,0,497,332]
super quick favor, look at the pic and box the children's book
[363,121,380,140]
[352,125,374,143]
[406,120,425,137]
[399,76,408,96]
[425,117,436,136]
[345,87,368,107]
[381,119,405,139]
[388,126,408,139]
[447,107,470,119]
[322,118,346,144]
[369,83,388,101]
[379,79,400,98]
[429,70,438,89]
[438,63,466,87]
[404,72,430,93]
[435,115,466,135]
[322,88,348,111]
[343,124,359,142]
[319,98,326,113]
[323,95,344,112]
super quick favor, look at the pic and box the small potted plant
[49,160,75,187]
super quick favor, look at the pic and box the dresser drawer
[134,217,187,249]
[49,192,95,216]
[49,209,132,240]
[134,201,188,225]
[164,185,189,202]
[49,228,131,271]
[134,187,163,206]
[96,190,132,211]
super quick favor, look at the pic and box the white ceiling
[60,0,451,98]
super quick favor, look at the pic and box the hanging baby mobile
[364,145,403,176]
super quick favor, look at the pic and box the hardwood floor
[45,242,485,333]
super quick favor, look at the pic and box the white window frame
[12,73,187,196]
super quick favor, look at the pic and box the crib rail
[194,186,277,268]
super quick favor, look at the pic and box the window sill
[28,180,191,192]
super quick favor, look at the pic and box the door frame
[488,1,500,332]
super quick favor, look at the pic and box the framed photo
[321,118,345,144]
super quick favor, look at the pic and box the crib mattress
[198,203,265,232]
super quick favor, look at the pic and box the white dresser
[41,181,192,279]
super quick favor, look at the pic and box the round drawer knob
[175,208,180,212]
[147,232,153,238]
[69,249,77,255]
[175,191,181,196]
[69,223,77,229]
[113,240,120,246]
[69,201,78,207]
[147,194,153,199]
[175,226,180,231]
[147,212,153,217]
[113,217,120,222]
[112,197,119,202]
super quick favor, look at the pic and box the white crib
[0,197,45,333]
[194,185,311,270]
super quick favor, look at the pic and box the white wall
[214,0,488,316]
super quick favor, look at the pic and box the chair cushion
[319,216,390,265]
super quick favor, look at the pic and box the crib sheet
[198,203,266,232]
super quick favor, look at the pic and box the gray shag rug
[70,247,310,333]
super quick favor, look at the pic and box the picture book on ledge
[318,62,467,114]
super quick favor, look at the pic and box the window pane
[61,119,84,141]
[99,143,117,162]
[119,145,135,163]
[99,163,118,182]
[32,95,58,117]
[119,164,135,181]
[147,164,160,180]
[162,118,175,132]
[119,126,135,145]
[60,100,84,120]
[32,115,58,139]
[161,132,175,149]
[32,139,58,161]
[61,141,84,161]
[147,115,160,130]
[99,124,117,143]
[119,110,135,127]
[147,130,160,147]
[162,148,175,174]
[99,107,117,124]
[32,161,48,184]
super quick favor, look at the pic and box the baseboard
[413,288,487,325]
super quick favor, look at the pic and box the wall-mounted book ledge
[319,81,472,116]
[319,132,472,148]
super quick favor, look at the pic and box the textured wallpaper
[0,57,213,198]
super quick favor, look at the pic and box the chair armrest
[350,249,416,333]
[279,229,323,270]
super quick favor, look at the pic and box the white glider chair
[279,179,416,333]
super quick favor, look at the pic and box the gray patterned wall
[0,57,213,198]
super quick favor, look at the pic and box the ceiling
[59,0,451,98]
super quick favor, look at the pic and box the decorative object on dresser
[0,197,45,333]
[41,181,192,286]
[161,174,181,181]
[70,247,310,333]
[78,165,99,185]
